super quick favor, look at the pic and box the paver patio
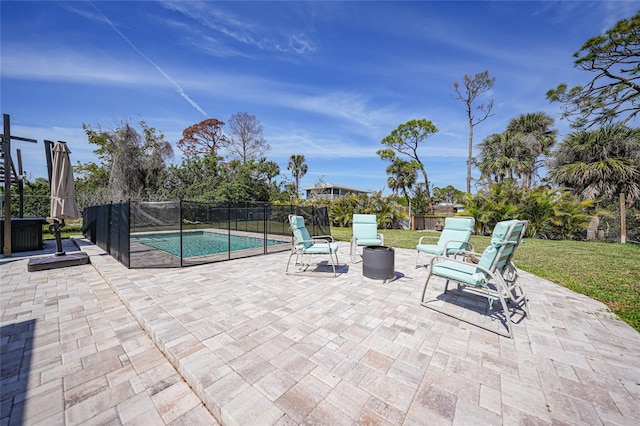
[1,239,218,425]
[2,237,639,425]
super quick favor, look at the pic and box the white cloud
[1,45,164,86]
[88,2,208,117]
[160,0,317,55]
[1,44,392,129]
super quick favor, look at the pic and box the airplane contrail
[90,2,208,118]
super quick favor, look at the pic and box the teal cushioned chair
[286,214,340,276]
[420,219,529,338]
[350,214,384,262]
[415,216,475,267]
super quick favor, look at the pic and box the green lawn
[331,227,640,332]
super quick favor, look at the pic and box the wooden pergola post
[2,114,38,256]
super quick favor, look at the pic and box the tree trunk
[620,192,627,243]
[402,187,411,211]
[417,163,434,214]
[586,215,599,240]
[467,116,473,194]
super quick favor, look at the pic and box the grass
[42,220,83,240]
[332,227,640,332]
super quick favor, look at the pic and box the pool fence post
[179,199,183,267]
[127,199,131,269]
[107,202,112,255]
[263,203,268,254]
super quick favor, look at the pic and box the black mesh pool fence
[82,201,330,268]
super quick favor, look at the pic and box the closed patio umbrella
[50,141,80,255]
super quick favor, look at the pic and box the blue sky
[2,1,638,196]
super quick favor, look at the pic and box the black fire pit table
[362,245,395,282]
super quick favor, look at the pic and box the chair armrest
[442,240,474,256]
[377,233,384,245]
[312,235,334,243]
[418,235,438,245]
[456,248,481,259]
[294,238,314,246]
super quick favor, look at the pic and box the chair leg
[294,252,308,272]
[421,267,434,303]
[415,251,421,268]
[329,251,338,276]
[285,251,295,274]
[421,270,516,338]
[502,263,529,319]
[493,279,514,338]
[520,290,530,319]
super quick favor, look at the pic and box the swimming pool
[132,231,288,258]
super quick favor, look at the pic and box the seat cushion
[431,260,485,287]
[417,242,466,255]
[416,244,443,255]
[356,238,383,246]
[303,242,338,254]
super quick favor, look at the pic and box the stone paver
[1,240,218,425]
[2,237,639,425]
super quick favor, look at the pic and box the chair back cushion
[353,214,379,241]
[444,217,475,231]
[289,215,312,248]
[437,217,474,253]
[477,220,526,273]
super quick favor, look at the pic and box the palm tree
[549,123,640,242]
[506,112,556,189]
[476,181,521,233]
[519,186,559,237]
[386,158,417,207]
[550,124,640,202]
[477,132,526,185]
[287,154,308,198]
[549,192,596,240]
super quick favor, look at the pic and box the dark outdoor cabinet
[1,218,48,253]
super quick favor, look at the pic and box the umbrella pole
[49,219,66,256]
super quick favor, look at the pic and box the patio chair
[350,214,384,262]
[286,214,340,276]
[415,216,475,268]
[420,219,529,338]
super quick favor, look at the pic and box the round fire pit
[362,246,395,281]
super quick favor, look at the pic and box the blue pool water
[132,231,287,258]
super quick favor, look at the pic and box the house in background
[434,202,466,214]
[304,183,372,200]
